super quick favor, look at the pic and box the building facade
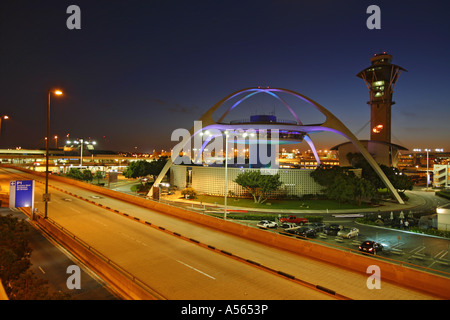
[434,164,450,188]
[170,165,322,198]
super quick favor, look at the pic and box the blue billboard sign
[9,180,35,208]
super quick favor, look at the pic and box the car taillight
[369,248,373,251]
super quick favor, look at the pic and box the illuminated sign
[372,124,383,133]
[9,180,35,209]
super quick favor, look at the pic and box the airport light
[0,115,10,140]
[45,89,63,219]
[66,138,97,167]
[224,131,229,220]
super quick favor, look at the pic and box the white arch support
[149,87,404,205]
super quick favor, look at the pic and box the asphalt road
[0,208,119,300]
[0,167,445,300]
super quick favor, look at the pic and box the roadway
[0,208,119,300]
[0,167,443,300]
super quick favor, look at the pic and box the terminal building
[169,112,327,198]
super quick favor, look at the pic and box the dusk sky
[1,0,449,153]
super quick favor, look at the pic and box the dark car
[306,222,325,233]
[293,226,316,238]
[359,241,383,254]
[323,224,341,236]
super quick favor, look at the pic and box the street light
[0,115,10,147]
[45,89,63,219]
[68,138,96,168]
[224,131,229,220]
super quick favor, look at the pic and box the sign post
[9,180,35,219]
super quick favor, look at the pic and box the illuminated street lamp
[0,115,10,146]
[68,138,97,167]
[45,89,63,219]
[224,131,229,220]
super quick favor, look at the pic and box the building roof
[330,140,408,151]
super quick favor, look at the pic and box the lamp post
[45,89,63,219]
[0,115,10,148]
[224,131,229,220]
[68,138,96,168]
[0,115,9,133]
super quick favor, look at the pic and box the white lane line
[68,207,81,213]
[38,266,46,274]
[175,260,216,280]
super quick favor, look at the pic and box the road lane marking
[68,207,81,213]
[175,260,215,280]
[38,266,45,274]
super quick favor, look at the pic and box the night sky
[1,0,449,153]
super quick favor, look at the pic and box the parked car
[337,227,359,239]
[359,240,383,254]
[306,222,326,233]
[256,220,278,229]
[280,215,308,225]
[293,226,316,238]
[279,222,295,229]
[323,224,341,236]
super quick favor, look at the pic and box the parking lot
[249,218,450,276]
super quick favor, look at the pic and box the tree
[147,157,168,181]
[66,168,84,180]
[234,171,282,204]
[352,157,413,194]
[123,158,168,183]
[123,160,151,181]
[326,175,355,204]
[311,165,376,205]
[352,175,377,205]
[82,169,93,182]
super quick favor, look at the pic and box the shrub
[181,187,197,199]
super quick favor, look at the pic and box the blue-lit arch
[150,87,405,204]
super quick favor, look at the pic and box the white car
[337,227,359,239]
[257,220,278,229]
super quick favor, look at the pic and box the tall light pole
[45,89,63,219]
[0,115,9,132]
[224,131,229,220]
[0,115,10,148]
[79,139,84,167]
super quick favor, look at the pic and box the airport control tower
[357,52,406,144]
